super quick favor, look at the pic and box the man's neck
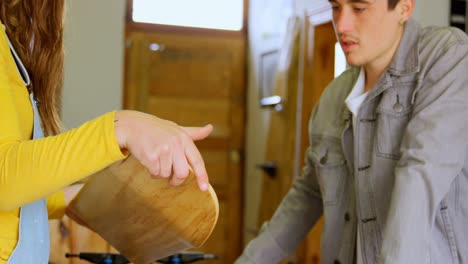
[363,28,405,92]
[363,66,385,92]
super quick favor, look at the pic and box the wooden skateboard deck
[67,155,219,264]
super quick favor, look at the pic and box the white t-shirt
[344,67,367,264]
[345,68,367,127]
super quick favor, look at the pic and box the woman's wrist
[114,110,131,150]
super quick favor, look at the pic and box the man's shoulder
[419,25,468,55]
[321,67,358,101]
[311,67,358,120]
[308,68,358,137]
[416,25,467,78]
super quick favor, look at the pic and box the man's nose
[334,8,353,35]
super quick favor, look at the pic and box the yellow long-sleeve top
[0,26,126,261]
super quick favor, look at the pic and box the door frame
[295,2,335,263]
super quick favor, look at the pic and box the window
[132,0,244,31]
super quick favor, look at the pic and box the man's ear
[397,0,415,22]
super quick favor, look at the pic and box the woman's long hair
[0,0,64,136]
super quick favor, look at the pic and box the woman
[0,1,212,263]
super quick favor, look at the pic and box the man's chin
[345,57,363,67]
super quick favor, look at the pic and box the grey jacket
[236,20,468,264]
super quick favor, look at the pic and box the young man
[236,0,468,263]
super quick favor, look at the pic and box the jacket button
[334,260,341,264]
[393,102,403,112]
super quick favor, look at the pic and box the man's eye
[353,7,366,13]
[331,5,340,11]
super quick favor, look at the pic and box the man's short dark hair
[388,0,400,10]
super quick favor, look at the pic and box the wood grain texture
[67,156,219,264]
[123,30,246,262]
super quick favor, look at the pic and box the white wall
[62,0,126,129]
[412,0,450,27]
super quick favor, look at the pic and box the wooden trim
[293,4,333,178]
[243,0,249,33]
[126,22,245,37]
[126,0,133,22]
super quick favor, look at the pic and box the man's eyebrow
[328,0,373,3]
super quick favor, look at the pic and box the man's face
[329,0,403,68]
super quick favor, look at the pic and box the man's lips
[340,38,359,52]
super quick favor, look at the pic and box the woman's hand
[113,110,213,191]
[64,183,91,227]
[63,183,84,205]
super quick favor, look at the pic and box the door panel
[146,98,231,136]
[201,150,229,186]
[124,29,246,263]
[256,5,337,263]
[257,17,301,228]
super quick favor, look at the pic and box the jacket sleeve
[0,60,126,211]
[379,33,468,263]
[235,108,324,264]
[0,111,126,212]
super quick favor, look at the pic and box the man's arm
[379,32,468,263]
[236,129,324,263]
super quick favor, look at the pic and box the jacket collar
[387,19,421,76]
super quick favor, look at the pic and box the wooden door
[255,3,336,263]
[122,3,247,263]
[296,4,337,264]
[256,16,301,230]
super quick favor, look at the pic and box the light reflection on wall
[334,41,347,77]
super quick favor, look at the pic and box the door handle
[256,161,278,178]
[259,95,283,111]
[149,43,165,52]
